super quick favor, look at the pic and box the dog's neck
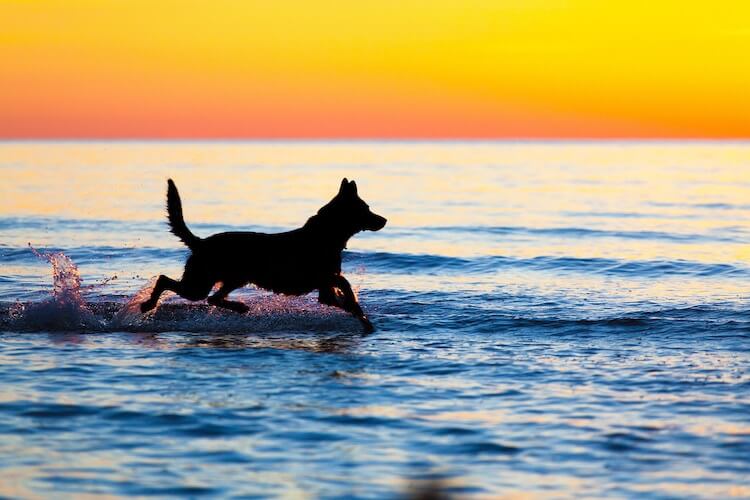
[302,214,358,252]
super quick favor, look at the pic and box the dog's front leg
[329,275,374,333]
[318,286,345,308]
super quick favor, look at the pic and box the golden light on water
[1,140,749,498]
[2,141,748,262]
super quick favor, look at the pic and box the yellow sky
[1,0,749,137]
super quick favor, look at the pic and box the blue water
[1,141,749,498]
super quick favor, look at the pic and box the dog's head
[318,178,387,233]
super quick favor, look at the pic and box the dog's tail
[166,179,201,250]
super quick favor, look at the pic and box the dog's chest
[302,247,342,273]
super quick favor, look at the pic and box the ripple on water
[2,143,750,498]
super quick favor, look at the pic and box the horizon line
[2,137,749,143]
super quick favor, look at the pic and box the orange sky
[1,0,749,138]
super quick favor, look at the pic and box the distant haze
[1,1,749,138]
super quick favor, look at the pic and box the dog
[140,178,387,332]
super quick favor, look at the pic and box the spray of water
[29,244,82,302]
[6,246,362,334]
[20,244,100,330]
[111,276,163,328]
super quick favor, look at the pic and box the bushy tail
[166,179,200,249]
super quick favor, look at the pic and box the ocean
[1,141,749,498]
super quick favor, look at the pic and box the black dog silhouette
[140,178,386,332]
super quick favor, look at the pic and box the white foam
[14,246,101,330]
[111,276,167,329]
[6,247,363,334]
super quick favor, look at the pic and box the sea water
[0,141,749,498]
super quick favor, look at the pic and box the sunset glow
[1,0,749,138]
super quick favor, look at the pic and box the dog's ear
[349,180,358,194]
[339,178,349,194]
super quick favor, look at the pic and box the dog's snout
[368,213,387,231]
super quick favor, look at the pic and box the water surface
[1,141,749,498]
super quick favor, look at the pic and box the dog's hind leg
[207,282,249,314]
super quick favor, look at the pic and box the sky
[1,0,749,138]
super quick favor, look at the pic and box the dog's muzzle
[366,213,387,231]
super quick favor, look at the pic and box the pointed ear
[349,180,358,194]
[339,178,349,194]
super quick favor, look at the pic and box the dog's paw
[236,303,250,314]
[140,301,154,313]
[360,317,375,334]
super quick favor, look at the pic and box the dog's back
[192,229,338,295]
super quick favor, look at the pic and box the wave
[1,245,747,335]
[0,216,288,235]
[0,250,746,335]
[2,216,745,244]
[346,251,750,277]
[648,201,750,211]
[0,246,745,334]
[0,245,187,264]
[411,225,741,243]
[2,299,747,335]
[0,301,362,334]
[3,244,749,278]
[0,248,358,334]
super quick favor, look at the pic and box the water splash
[112,288,359,334]
[4,247,364,333]
[14,245,100,330]
[81,274,118,293]
[111,276,162,328]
